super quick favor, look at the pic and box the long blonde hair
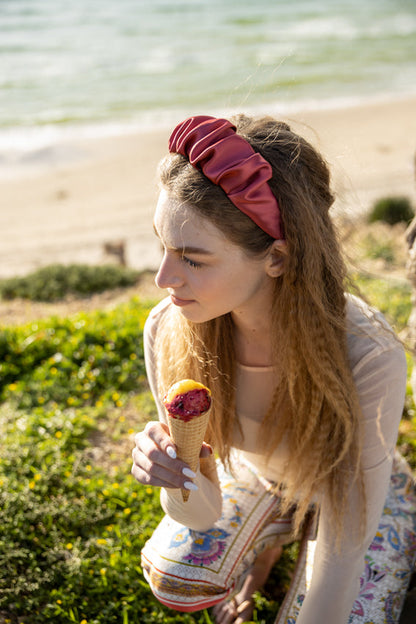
[154,115,364,541]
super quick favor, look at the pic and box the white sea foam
[282,17,358,41]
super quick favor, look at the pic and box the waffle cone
[167,406,211,501]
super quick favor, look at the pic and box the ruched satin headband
[168,115,284,240]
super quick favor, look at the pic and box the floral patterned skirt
[140,451,416,623]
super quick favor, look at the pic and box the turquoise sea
[1,0,415,153]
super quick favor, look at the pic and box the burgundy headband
[168,115,284,240]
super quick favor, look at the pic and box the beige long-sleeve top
[143,294,407,624]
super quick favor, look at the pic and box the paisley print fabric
[141,452,416,621]
[141,454,297,612]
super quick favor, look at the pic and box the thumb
[200,442,213,458]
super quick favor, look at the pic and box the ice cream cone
[163,379,212,502]
[167,406,211,501]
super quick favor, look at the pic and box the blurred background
[0,0,415,278]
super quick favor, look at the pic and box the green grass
[0,263,415,623]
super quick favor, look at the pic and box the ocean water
[1,0,416,154]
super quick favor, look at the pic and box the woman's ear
[265,240,288,278]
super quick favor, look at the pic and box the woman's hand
[131,421,203,492]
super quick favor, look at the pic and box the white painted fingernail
[184,481,198,491]
[166,446,176,459]
[182,467,196,479]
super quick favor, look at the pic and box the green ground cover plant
[0,299,152,409]
[362,233,396,264]
[0,265,415,623]
[368,196,414,226]
[350,271,412,332]
[0,264,141,302]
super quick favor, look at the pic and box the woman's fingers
[200,442,213,458]
[131,421,197,490]
[131,446,185,488]
[143,421,178,458]
[212,598,238,624]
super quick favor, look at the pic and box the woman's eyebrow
[179,246,214,256]
[152,224,213,255]
[163,244,214,256]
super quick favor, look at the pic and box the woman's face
[153,190,275,324]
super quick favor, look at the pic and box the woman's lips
[170,294,194,307]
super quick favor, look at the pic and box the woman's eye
[182,256,201,269]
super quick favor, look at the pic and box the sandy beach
[1,95,415,280]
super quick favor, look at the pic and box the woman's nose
[155,253,183,289]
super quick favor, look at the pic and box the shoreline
[2,91,415,179]
[1,94,415,280]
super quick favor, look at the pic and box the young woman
[131,115,415,624]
